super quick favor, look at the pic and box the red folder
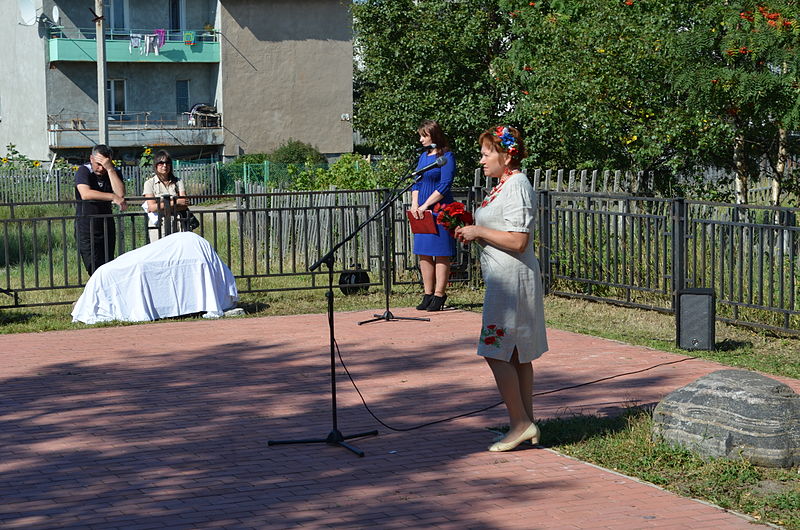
[406,210,438,234]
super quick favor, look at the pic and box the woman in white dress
[455,126,548,452]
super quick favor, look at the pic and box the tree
[354,0,800,202]
[666,1,800,203]
[353,0,509,181]
[493,0,728,193]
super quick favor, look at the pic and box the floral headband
[493,126,519,156]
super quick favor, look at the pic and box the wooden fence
[472,167,773,201]
[240,182,475,285]
[0,163,777,205]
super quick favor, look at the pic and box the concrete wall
[47,63,218,118]
[46,0,219,120]
[1,0,350,161]
[0,0,50,160]
[128,0,217,31]
[219,0,353,157]
[40,0,220,159]
[46,63,96,118]
[50,0,217,32]
[119,63,218,116]
[44,0,94,35]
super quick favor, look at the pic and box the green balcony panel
[49,38,220,63]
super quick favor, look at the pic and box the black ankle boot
[416,293,434,310]
[427,294,447,311]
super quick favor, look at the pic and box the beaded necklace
[480,171,520,208]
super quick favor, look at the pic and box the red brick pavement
[0,308,786,529]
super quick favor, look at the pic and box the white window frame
[106,79,127,116]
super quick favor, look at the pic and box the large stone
[652,369,800,468]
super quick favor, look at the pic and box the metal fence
[540,191,800,334]
[3,185,799,335]
[0,188,475,309]
[236,162,329,189]
[239,182,475,284]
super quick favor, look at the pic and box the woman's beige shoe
[488,422,540,452]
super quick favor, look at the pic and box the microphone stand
[359,155,445,325]
[358,187,430,325]
[267,168,428,456]
[268,253,378,457]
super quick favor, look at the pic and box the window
[106,79,126,115]
[103,0,127,29]
[169,0,185,32]
[176,80,190,114]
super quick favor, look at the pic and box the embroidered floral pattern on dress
[480,324,505,347]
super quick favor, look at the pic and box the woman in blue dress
[408,120,456,312]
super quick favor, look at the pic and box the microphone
[411,156,447,176]
[414,143,438,153]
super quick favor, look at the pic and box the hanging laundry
[129,33,142,54]
[183,31,195,45]
[154,29,166,48]
[143,34,160,56]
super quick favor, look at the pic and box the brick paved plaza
[1,308,783,528]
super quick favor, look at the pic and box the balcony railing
[48,111,222,130]
[48,27,220,63]
[50,27,219,42]
[47,112,224,148]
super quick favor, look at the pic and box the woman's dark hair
[418,120,450,154]
[153,150,177,182]
[479,125,526,169]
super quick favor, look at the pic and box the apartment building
[0,0,353,163]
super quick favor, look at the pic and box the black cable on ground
[334,338,699,433]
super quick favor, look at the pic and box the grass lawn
[539,407,800,528]
[4,286,799,380]
[1,285,799,526]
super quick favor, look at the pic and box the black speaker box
[676,288,715,350]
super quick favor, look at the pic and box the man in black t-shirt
[75,144,128,275]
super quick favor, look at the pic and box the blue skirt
[413,214,456,257]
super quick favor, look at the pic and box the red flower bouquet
[433,201,474,235]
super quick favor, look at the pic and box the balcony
[48,27,220,63]
[47,111,224,149]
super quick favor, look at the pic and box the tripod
[268,173,425,456]
[359,189,430,325]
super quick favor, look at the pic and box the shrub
[216,140,326,191]
[267,139,326,165]
[228,153,270,166]
[289,154,408,190]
